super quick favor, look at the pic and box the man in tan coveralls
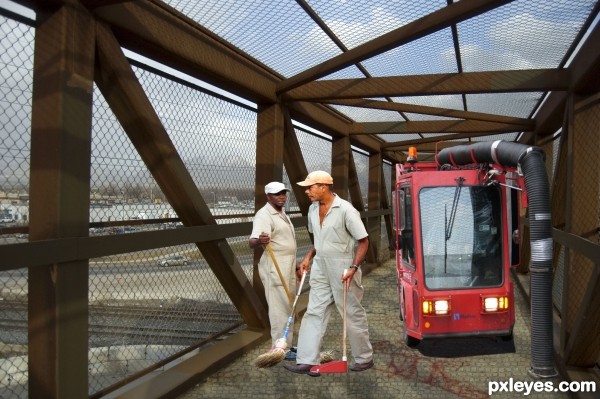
[284,171,374,374]
[249,181,298,361]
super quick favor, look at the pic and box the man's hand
[258,232,270,245]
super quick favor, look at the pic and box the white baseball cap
[264,181,290,194]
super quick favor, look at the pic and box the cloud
[488,13,581,68]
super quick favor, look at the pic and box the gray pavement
[178,259,569,399]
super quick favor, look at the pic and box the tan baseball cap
[296,170,333,186]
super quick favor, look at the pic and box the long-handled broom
[308,270,349,376]
[254,270,307,368]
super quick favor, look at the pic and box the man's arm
[343,236,369,283]
[297,246,316,275]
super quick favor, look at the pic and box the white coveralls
[250,203,297,347]
[296,194,374,365]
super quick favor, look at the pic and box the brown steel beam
[381,132,515,148]
[283,69,570,101]
[332,136,351,200]
[255,103,286,195]
[347,150,365,213]
[282,108,312,213]
[352,120,532,135]
[277,0,515,93]
[379,166,393,251]
[28,4,95,398]
[94,22,269,331]
[322,98,532,125]
[388,140,473,153]
[0,223,254,270]
[253,103,287,311]
[367,153,383,263]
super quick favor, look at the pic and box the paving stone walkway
[178,259,568,399]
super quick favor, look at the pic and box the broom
[309,270,350,376]
[255,270,307,368]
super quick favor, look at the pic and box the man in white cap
[284,171,374,374]
[249,181,298,360]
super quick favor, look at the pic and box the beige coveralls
[250,203,297,347]
[296,194,374,365]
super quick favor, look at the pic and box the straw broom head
[254,347,286,368]
[319,350,335,364]
[254,338,288,368]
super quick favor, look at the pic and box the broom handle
[279,271,307,343]
[265,243,293,306]
[342,273,348,361]
[292,270,307,311]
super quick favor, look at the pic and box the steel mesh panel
[295,128,332,173]
[353,149,369,208]
[133,67,258,220]
[551,132,562,184]
[362,29,458,77]
[466,92,544,119]
[458,0,596,72]
[0,268,27,399]
[468,133,520,142]
[330,104,405,123]
[392,94,466,112]
[163,0,340,78]
[403,112,461,122]
[553,245,566,311]
[88,64,261,394]
[379,132,454,144]
[571,102,600,238]
[307,0,446,49]
[563,99,599,338]
[88,244,242,394]
[91,86,175,225]
[0,15,31,399]
[0,16,33,245]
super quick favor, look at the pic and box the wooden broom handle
[265,243,293,306]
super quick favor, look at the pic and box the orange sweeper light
[407,146,418,164]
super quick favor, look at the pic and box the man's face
[304,184,325,202]
[267,190,288,208]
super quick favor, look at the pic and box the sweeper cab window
[419,184,503,290]
[396,186,415,268]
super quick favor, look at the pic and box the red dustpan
[309,275,349,376]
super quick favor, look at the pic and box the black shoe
[283,363,314,374]
[350,360,374,371]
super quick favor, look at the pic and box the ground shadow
[416,336,516,358]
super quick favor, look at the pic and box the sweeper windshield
[419,184,503,290]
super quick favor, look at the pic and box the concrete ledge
[112,329,265,399]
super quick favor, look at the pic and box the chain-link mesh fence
[0,11,345,397]
[563,97,600,358]
[0,14,32,399]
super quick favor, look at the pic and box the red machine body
[393,155,524,346]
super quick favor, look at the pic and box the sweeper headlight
[422,298,450,316]
[482,296,510,313]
